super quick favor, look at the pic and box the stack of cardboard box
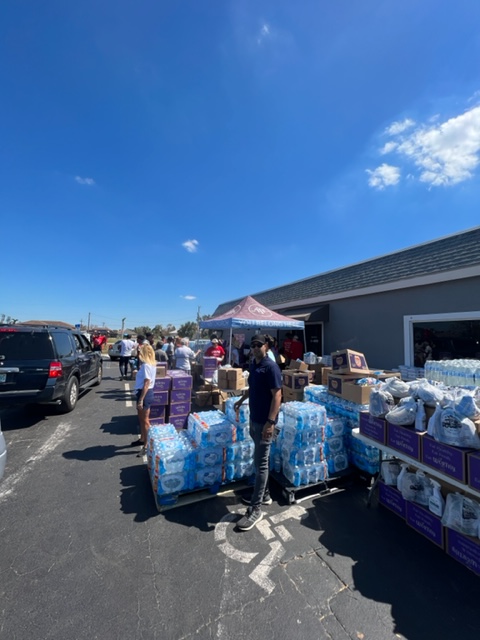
[327,349,372,404]
[150,368,193,430]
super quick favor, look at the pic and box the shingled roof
[214,226,480,316]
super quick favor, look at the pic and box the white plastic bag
[433,407,480,449]
[381,460,401,486]
[385,396,417,426]
[415,399,427,432]
[410,379,445,406]
[441,493,480,537]
[369,387,395,418]
[382,377,410,398]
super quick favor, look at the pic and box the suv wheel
[59,377,79,413]
[93,364,103,386]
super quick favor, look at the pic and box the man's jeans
[249,420,271,509]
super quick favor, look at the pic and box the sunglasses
[250,342,264,348]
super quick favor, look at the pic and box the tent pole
[229,328,232,366]
[303,327,307,356]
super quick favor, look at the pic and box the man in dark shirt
[234,334,282,531]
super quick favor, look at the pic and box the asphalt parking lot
[0,360,479,640]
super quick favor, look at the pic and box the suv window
[52,331,75,358]
[78,334,92,352]
[0,331,54,359]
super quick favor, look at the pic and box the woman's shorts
[136,388,154,409]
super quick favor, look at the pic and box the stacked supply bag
[271,401,329,487]
[305,385,380,475]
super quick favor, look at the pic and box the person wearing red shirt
[289,335,304,361]
[204,338,225,365]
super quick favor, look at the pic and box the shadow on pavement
[301,484,480,640]
[63,444,136,461]
[119,464,160,523]
[100,415,138,437]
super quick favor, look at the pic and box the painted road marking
[275,525,293,542]
[125,382,133,407]
[249,541,285,595]
[214,505,306,594]
[0,421,71,504]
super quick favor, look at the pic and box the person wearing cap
[119,333,137,380]
[234,334,282,531]
[204,337,226,366]
[174,337,201,373]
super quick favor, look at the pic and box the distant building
[213,227,480,369]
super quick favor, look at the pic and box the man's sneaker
[237,507,263,531]
[241,494,272,506]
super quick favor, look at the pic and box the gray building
[213,227,480,369]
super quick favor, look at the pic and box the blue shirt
[248,356,282,424]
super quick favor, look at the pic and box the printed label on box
[150,405,166,419]
[154,377,171,391]
[406,502,444,548]
[169,401,191,416]
[168,414,189,430]
[387,423,421,460]
[446,528,480,576]
[378,482,406,519]
[169,375,193,390]
[359,412,387,444]
[170,389,191,404]
[152,390,169,406]
[422,436,469,483]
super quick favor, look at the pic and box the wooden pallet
[151,476,252,513]
[269,468,356,504]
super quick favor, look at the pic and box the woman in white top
[134,344,157,452]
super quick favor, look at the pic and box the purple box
[169,414,189,430]
[406,501,444,549]
[168,373,193,390]
[150,405,166,419]
[150,417,165,426]
[170,388,192,404]
[152,390,169,406]
[378,481,406,519]
[169,401,191,417]
[154,377,171,391]
[467,452,480,492]
[446,528,480,576]
[421,435,472,483]
[359,412,387,445]
[387,423,423,461]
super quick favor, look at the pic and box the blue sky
[1,1,480,331]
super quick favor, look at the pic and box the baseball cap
[250,334,266,345]
[211,338,219,344]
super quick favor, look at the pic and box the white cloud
[182,239,199,253]
[366,163,401,190]
[385,118,415,136]
[75,176,95,186]
[257,23,271,45]
[396,105,480,186]
[181,295,196,300]
[380,141,398,155]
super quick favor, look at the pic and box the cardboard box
[217,369,229,387]
[169,401,191,417]
[156,364,167,377]
[152,390,169,406]
[227,369,245,390]
[446,528,480,576]
[154,377,171,391]
[378,480,406,519]
[368,370,401,381]
[169,414,189,430]
[150,417,165,426]
[170,388,192,404]
[341,381,373,405]
[194,391,213,407]
[421,435,473,484]
[287,360,309,372]
[168,374,193,390]
[406,501,445,549]
[327,372,366,397]
[467,451,480,492]
[359,412,387,444]
[321,366,332,385]
[282,371,310,390]
[283,386,305,402]
[150,405,166,420]
[228,377,246,390]
[331,349,369,374]
[387,423,425,461]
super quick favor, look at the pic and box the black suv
[0,324,102,413]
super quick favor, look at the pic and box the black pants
[119,356,130,378]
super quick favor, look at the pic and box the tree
[134,326,152,336]
[177,321,197,339]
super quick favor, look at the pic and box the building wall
[287,276,480,369]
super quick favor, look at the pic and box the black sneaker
[237,507,263,531]
[241,494,272,506]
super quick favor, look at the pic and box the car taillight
[49,362,63,378]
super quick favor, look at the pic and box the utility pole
[87,312,91,331]
[121,317,126,337]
